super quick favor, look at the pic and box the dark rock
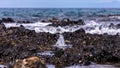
[6,18,14,22]
[109,23,120,29]
[74,28,85,34]
[63,29,120,65]
[1,18,7,22]
[17,20,31,23]
[0,23,6,30]
[116,24,120,28]
[2,18,14,22]
[77,19,84,25]
[109,23,115,28]
[41,20,46,22]
[49,17,59,23]
[0,18,120,67]
[0,20,2,23]
[0,25,59,63]
[22,21,31,23]
[54,49,64,57]
[62,18,70,23]
[48,18,85,26]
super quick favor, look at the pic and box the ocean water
[0,8,120,20]
[2,8,120,35]
[2,8,120,46]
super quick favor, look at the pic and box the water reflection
[46,64,120,68]
[0,63,119,68]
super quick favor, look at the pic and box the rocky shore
[0,18,120,68]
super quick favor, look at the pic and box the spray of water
[4,20,120,35]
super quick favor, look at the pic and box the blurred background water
[0,8,120,20]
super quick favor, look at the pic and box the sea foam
[4,20,120,35]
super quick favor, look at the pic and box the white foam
[4,20,120,35]
[65,64,117,68]
[4,21,52,28]
[22,21,52,27]
[0,65,7,68]
[85,20,100,27]
[86,27,120,35]
[34,25,82,34]
[54,34,72,49]
[46,64,55,68]
[46,64,117,68]
[0,64,118,68]
[4,23,20,28]
[37,51,54,56]
[109,16,120,19]
[84,20,120,35]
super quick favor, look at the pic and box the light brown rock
[14,56,46,68]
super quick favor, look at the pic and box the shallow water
[0,64,119,68]
[1,8,120,20]
[37,51,54,57]
[0,65,7,68]
[46,64,119,68]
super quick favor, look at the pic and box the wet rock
[2,18,14,23]
[0,23,6,35]
[109,23,120,29]
[14,56,46,68]
[69,19,84,26]
[74,28,85,34]
[0,18,120,67]
[0,42,37,62]
[0,20,2,23]
[49,17,59,23]
[0,23,6,30]
[109,23,115,28]
[41,20,46,22]
[17,20,31,23]
[63,29,120,65]
[54,49,64,57]
[0,25,58,64]
[61,18,70,23]
[116,24,120,28]
[48,18,85,26]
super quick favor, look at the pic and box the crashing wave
[4,20,120,35]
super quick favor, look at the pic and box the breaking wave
[4,20,120,35]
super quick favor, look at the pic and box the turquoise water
[0,8,120,19]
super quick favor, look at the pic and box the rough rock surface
[0,21,120,67]
[14,56,46,68]
[0,23,58,64]
[42,18,85,26]
[63,29,120,65]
